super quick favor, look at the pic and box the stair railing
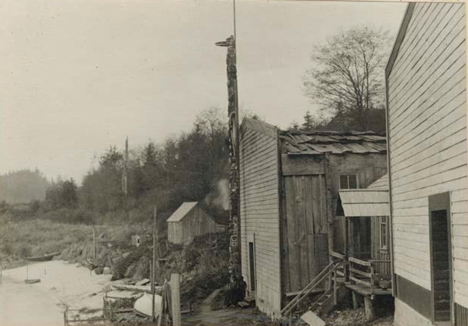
[281,261,341,316]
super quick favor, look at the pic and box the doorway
[429,193,452,323]
[248,241,256,292]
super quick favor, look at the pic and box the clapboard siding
[387,1,468,314]
[389,4,463,119]
[240,122,281,317]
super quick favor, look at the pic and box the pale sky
[0,0,406,183]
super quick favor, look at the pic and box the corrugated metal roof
[280,131,386,155]
[368,174,389,190]
[167,202,198,222]
[339,190,389,217]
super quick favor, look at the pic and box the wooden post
[345,217,350,282]
[364,296,376,321]
[152,206,157,322]
[323,153,335,292]
[333,270,338,305]
[324,153,334,260]
[92,226,96,263]
[170,273,182,326]
[352,292,359,309]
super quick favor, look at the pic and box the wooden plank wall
[280,153,386,294]
[282,175,327,293]
[387,2,467,310]
[167,208,220,245]
[180,207,220,245]
[168,222,182,244]
[240,125,282,316]
[328,154,388,193]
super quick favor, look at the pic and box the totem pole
[216,36,243,301]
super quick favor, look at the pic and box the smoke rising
[205,178,229,211]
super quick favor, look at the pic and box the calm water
[0,261,111,326]
[0,275,64,326]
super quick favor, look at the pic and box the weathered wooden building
[386,3,467,326]
[239,118,387,316]
[337,174,392,316]
[167,202,226,245]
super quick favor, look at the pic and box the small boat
[25,252,60,262]
[24,279,41,284]
[133,293,163,319]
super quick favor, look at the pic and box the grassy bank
[0,214,230,306]
[0,214,147,269]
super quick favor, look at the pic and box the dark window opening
[380,216,388,250]
[340,174,359,189]
[248,242,256,292]
[431,209,451,322]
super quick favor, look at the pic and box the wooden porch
[331,214,393,299]
[330,251,391,297]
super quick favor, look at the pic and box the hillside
[0,169,50,204]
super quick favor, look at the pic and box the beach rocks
[103,267,112,275]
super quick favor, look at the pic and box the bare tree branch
[303,26,392,130]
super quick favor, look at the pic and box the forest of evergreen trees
[1,108,230,224]
[0,169,50,204]
[0,106,385,225]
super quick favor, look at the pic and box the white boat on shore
[133,293,162,319]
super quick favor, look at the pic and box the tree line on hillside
[0,169,50,204]
[79,108,229,217]
[1,108,231,224]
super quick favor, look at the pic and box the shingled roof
[280,130,386,155]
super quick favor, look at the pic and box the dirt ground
[324,309,393,326]
[181,291,394,326]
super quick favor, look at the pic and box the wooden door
[429,193,452,323]
[283,175,328,293]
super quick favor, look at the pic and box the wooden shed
[386,3,467,326]
[167,202,225,245]
[239,118,387,317]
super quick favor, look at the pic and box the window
[380,216,388,250]
[340,174,359,189]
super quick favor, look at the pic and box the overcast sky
[0,0,406,183]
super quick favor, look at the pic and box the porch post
[345,217,350,282]
[364,296,376,321]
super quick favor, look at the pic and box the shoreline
[1,260,113,326]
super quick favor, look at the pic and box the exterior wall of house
[240,119,282,317]
[168,206,222,245]
[168,222,182,244]
[279,152,386,293]
[330,153,388,254]
[328,153,388,193]
[180,206,221,245]
[280,171,329,294]
[387,2,467,324]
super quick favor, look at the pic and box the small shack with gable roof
[167,201,226,245]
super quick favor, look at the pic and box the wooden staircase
[281,260,346,318]
[310,284,348,316]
